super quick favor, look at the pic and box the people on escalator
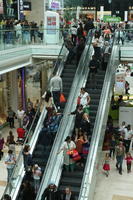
[84,18,94,34]
[75,130,88,167]
[21,181,36,200]
[80,113,91,136]
[41,183,60,200]
[60,186,76,200]
[70,25,77,46]
[3,194,11,200]
[76,37,85,65]
[77,23,84,41]
[79,88,91,119]
[23,112,30,130]
[32,164,42,193]
[50,72,63,110]
[89,55,99,88]
[102,41,111,71]
[58,136,76,172]
[42,91,55,119]
[70,104,84,135]
[65,38,76,65]
[23,145,33,179]
[92,32,103,64]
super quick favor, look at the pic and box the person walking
[5,150,16,182]
[125,152,133,173]
[109,135,116,159]
[17,106,25,128]
[103,153,110,177]
[0,132,4,160]
[115,142,125,175]
[7,107,16,128]
[50,72,63,109]
[123,124,133,153]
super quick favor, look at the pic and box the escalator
[58,69,105,199]
[16,56,80,199]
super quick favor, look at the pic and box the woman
[42,91,54,119]
[0,132,4,160]
[32,164,42,193]
[58,136,76,172]
[6,131,16,156]
[61,187,76,200]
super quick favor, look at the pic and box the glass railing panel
[2,42,65,199]
[0,28,65,51]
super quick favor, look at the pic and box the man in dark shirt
[89,55,99,88]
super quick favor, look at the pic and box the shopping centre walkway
[94,151,133,200]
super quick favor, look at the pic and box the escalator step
[60,177,81,187]
[62,171,83,178]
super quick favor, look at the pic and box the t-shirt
[80,92,89,107]
[17,110,25,119]
[5,154,15,169]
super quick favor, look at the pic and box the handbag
[67,149,81,161]
[60,93,66,103]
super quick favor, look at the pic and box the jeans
[7,168,14,182]
[116,155,124,173]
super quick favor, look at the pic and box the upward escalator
[58,69,106,198]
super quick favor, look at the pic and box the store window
[0,74,8,126]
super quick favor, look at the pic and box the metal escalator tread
[58,70,106,198]
[16,58,78,200]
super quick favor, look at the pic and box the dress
[103,160,110,171]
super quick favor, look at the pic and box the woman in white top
[123,124,133,153]
[58,136,76,172]
[92,32,103,61]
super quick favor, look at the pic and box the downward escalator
[58,69,106,199]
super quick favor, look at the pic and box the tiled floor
[93,151,133,200]
[0,122,22,198]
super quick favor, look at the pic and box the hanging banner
[0,0,3,14]
[103,16,121,22]
[18,0,24,20]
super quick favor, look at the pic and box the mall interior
[0,0,133,200]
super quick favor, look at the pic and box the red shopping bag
[77,96,81,105]
[72,149,81,161]
[60,93,66,103]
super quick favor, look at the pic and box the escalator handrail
[78,35,119,200]
[2,42,66,199]
[36,30,95,200]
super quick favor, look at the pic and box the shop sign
[0,0,3,14]
[50,1,60,10]
[23,2,31,11]
[47,16,56,34]
[103,16,121,22]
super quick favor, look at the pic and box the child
[125,152,133,173]
[103,153,110,177]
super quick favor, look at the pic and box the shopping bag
[77,96,81,105]
[72,149,81,161]
[60,93,66,103]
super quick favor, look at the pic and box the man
[89,55,99,88]
[5,150,16,182]
[50,73,63,109]
[123,124,133,153]
[3,194,11,200]
[115,142,125,175]
[41,183,60,200]
[7,107,16,128]
[17,106,25,128]
[84,18,94,33]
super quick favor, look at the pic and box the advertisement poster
[47,16,56,34]
[114,72,125,95]
[0,0,3,14]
